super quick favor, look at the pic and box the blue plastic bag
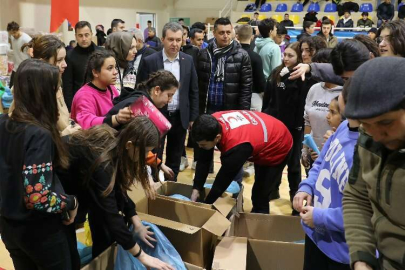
[77,241,92,265]
[1,86,12,109]
[169,194,191,201]
[204,181,241,194]
[115,222,186,270]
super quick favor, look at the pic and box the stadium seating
[260,3,272,12]
[324,3,337,12]
[291,3,304,12]
[359,3,373,12]
[276,3,288,12]
[308,2,320,12]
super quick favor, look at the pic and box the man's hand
[300,206,315,228]
[289,64,310,81]
[323,127,336,142]
[310,149,319,161]
[293,192,312,212]
[191,189,200,202]
[354,262,373,270]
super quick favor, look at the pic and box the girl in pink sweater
[71,50,133,129]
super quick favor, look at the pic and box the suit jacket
[136,50,199,130]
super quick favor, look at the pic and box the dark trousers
[304,235,351,270]
[158,111,187,181]
[1,216,75,270]
[251,151,291,214]
[273,128,303,198]
[9,71,15,88]
[255,0,266,7]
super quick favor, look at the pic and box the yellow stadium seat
[272,15,283,23]
[258,15,267,21]
[290,15,300,25]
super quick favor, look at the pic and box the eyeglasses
[379,35,392,43]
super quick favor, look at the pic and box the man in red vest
[191,110,293,214]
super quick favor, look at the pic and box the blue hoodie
[298,120,359,264]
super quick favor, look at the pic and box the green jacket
[343,130,405,270]
[254,37,282,79]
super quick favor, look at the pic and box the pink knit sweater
[71,84,119,129]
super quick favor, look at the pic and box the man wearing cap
[342,57,405,270]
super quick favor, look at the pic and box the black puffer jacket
[197,41,252,114]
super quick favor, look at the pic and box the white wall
[0,0,226,43]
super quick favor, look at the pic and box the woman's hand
[134,223,157,248]
[115,107,133,126]
[161,164,174,181]
[138,252,175,270]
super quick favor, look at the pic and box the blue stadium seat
[324,3,337,12]
[398,2,404,10]
[308,2,320,12]
[291,3,304,12]
[276,3,288,12]
[260,3,272,12]
[245,3,257,12]
[359,3,373,12]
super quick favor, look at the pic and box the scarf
[212,39,234,82]
[105,32,134,69]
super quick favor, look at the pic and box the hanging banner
[50,0,79,32]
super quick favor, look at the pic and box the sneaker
[191,161,197,170]
[179,156,189,172]
[243,164,255,177]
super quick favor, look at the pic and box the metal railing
[219,0,236,18]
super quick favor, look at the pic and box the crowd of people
[1,11,405,270]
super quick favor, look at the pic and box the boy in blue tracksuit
[293,91,359,270]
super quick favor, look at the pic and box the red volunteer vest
[213,110,293,166]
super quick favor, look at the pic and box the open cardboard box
[155,181,243,218]
[80,244,205,270]
[213,213,305,270]
[129,185,231,268]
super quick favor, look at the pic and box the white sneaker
[191,161,197,170]
[179,156,189,172]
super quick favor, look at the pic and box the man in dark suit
[137,22,199,181]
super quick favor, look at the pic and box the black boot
[290,191,300,216]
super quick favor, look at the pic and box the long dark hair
[137,70,179,93]
[271,42,302,83]
[69,117,159,196]
[11,59,69,168]
[330,39,370,75]
[377,20,405,57]
[83,50,116,85]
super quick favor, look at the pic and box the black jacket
[337,18,354,28]
[56,141,137,258]
[136,51,199,129]
[240,43,265,94]
[262,69,315,129]
[377,2,395,20]
[107,89,152,119]
[62,43,102,110]
[181,44,199,68]
[197,41,252,114]
[280,20,294,27]
[297,32,311,41]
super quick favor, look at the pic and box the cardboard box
[129,186,231,268]
[155,181,243,218]
[81,244,116,270]
[80,244,204,270]
[213,213,305,270]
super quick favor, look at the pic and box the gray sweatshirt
[304,82,343,148]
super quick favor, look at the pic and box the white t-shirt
[10,32,31,71]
